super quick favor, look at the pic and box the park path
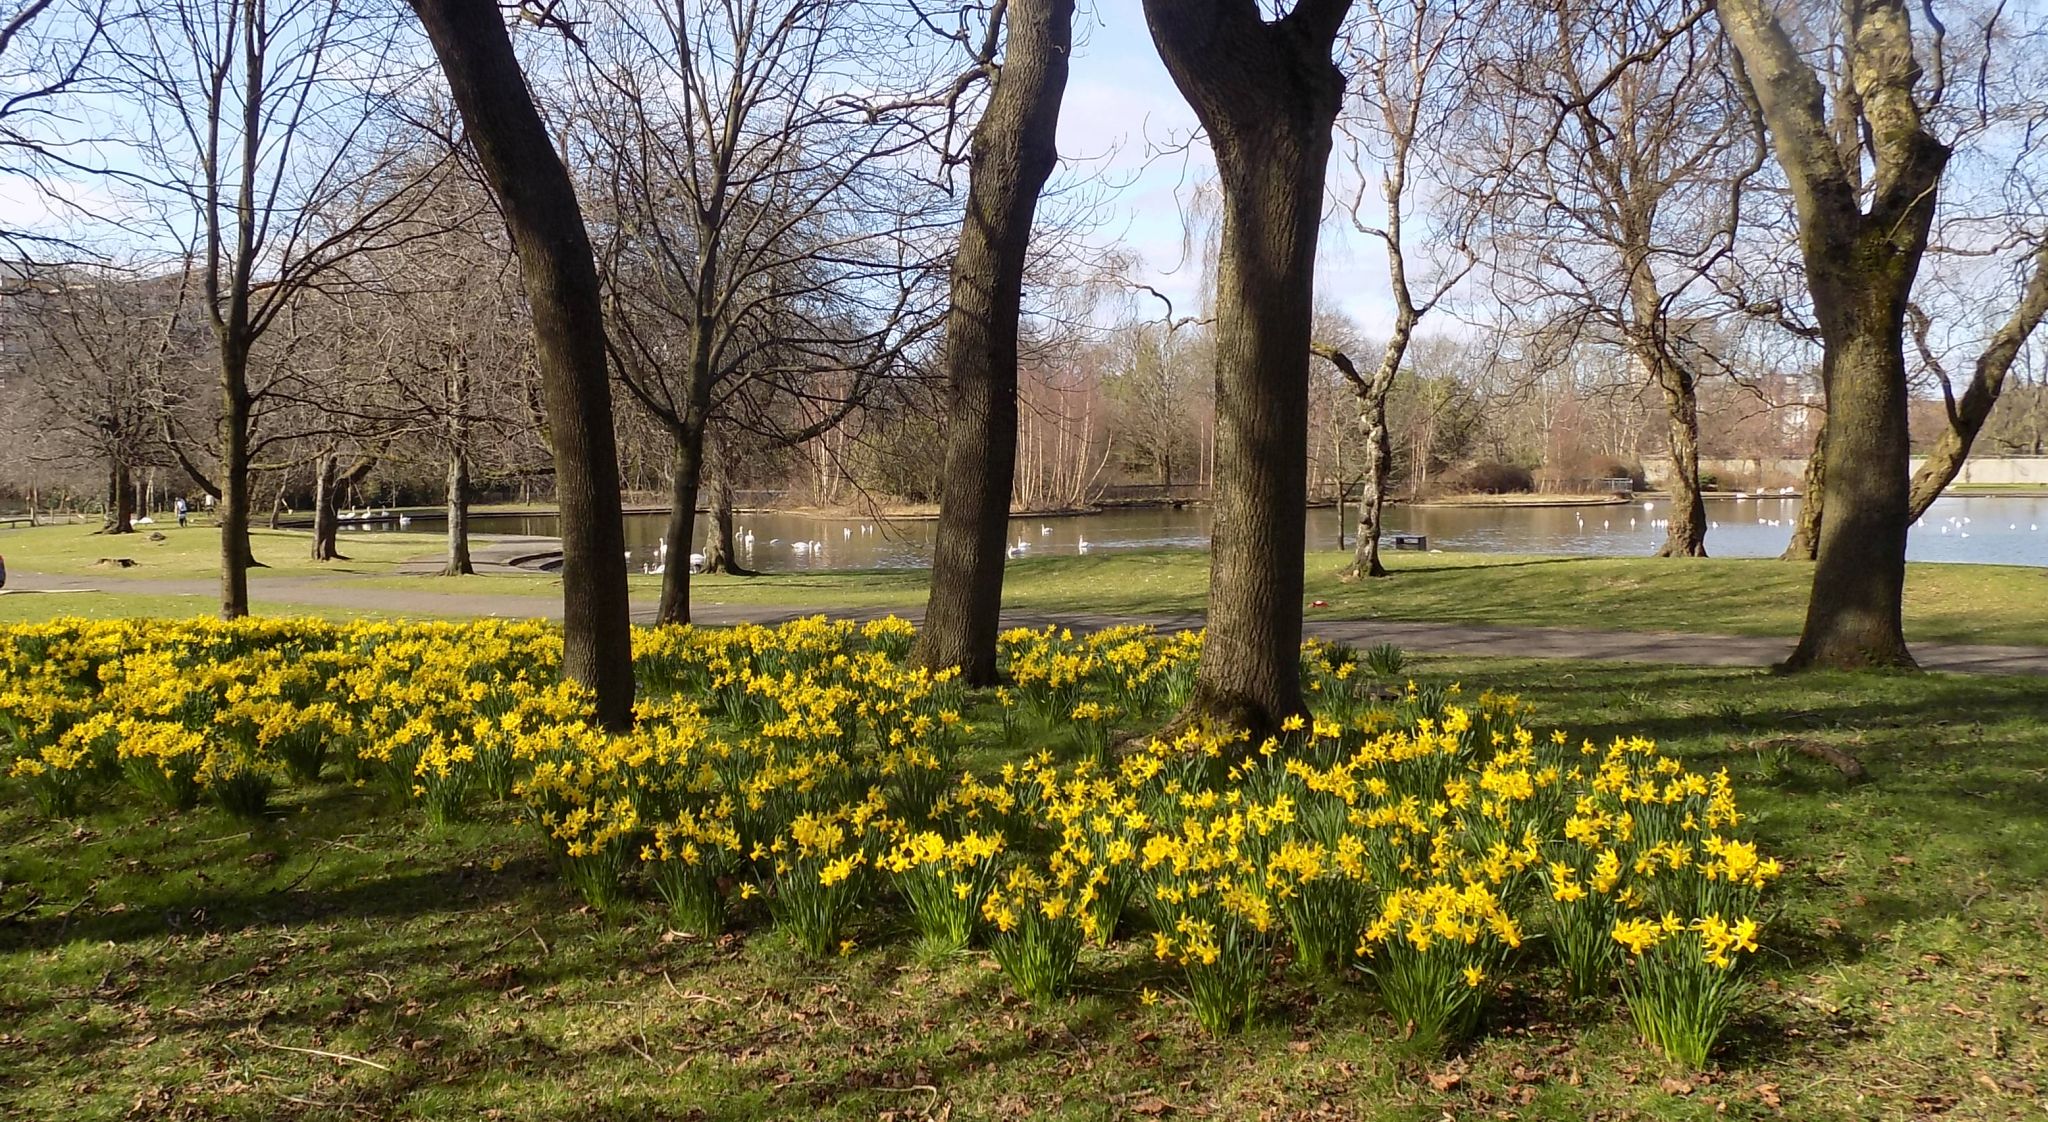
[7,553,2047,677]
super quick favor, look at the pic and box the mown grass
[0,524,428,581]
[7,522,2047,648]
[3,657,2042,1121]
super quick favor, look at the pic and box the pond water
[354,493,2048,571]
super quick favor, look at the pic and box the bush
[1459,461,1536,494]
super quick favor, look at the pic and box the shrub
[1459,461,1536,494]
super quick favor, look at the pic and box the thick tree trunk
[1781,433,1823,560]
[1652,360,1708,557]
[657,427,703,625]
[410,0,636,727]
[1718,0,1944,672]
[914,0,1076,684]
[1144,0,1351,738]
[700,435,749,576]
[105,460,134,535]
[1346,401,1392,579]
[1785,330,1916,669]
[444,447,473,576]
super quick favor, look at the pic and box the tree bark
[1904,240,2048,521]
[1146,0,1352,738]
[1351,402,1392,578]
[1651,357,1708,557]
[105,460,134,535]
[657,425,704,623]
[445,447,473,576]
[700,434,749,576]
[218,348,253,618]
[914,0,1076,684]
[1781,431,1823,560]
[1720,0,1947,670]
[311,452,342,561]
[409,0,636,726]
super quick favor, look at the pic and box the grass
[0,523,425,581]
[2,656,2043,1120]
[6,523,2046,649]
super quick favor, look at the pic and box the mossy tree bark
[1143,0,1352,738]
[915,0,1077,685]
[409,0,637,726]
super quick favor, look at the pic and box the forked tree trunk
[105,460,134,535]
[1781,433,1823,560]
[700,435,749,576]
[914,0,1076,684]
[1719,0,1946,671]
[1145,0,1352,738]
[410,0,636,726]
[445,448,473,576]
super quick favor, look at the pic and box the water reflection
[357,494,2048,570]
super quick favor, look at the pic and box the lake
[368,494,2048,571]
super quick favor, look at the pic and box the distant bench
[1389,533,1428,551]
[0,517,34,529]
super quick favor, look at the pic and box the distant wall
[1648,455,2048,490]
[1911,456,2048,486]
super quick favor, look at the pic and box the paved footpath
[9,561,2045,678]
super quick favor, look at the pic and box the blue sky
[1053,0,1398,335]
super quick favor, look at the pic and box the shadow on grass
[0,853,557,955]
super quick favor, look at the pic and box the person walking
[175,496,189,528]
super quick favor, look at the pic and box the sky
[1044,0,1398,336]
[0,0,1399,336]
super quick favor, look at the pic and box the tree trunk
[105,460,134,535]
[1348,401,1391,579]
[657,426,703,625]
[311,454,345,561]
[1785,329,1916,669]
[445,447,473,576]
[700,434,749,576]
[1652,359,1708,557]
[410,0,636,727]
[1145,0,1352,738]
[1781,431,1823,560]
[914,0,1076,684]
[219,348,253,618]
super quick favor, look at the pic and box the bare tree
[1143,0,1352,738]
[4,266,189,534]
[0,0,108,262]
[569,0,948,624]
[407,0,636,727]
[1471,0,1759,558]
[1716,0,2040,669]
[104,0,432,616]
[1321,0,1481,578]
[915,0,1077,682]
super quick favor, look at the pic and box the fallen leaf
[1659,1077,1695,1096]
[1131,1096,1172,1116]
[1426,1072,1462,1092]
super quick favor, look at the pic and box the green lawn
[1,657,2041,1120]
[7,520,2046,648]
[0,523,427,580]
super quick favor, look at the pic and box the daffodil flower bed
[0,616,1778,1066]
